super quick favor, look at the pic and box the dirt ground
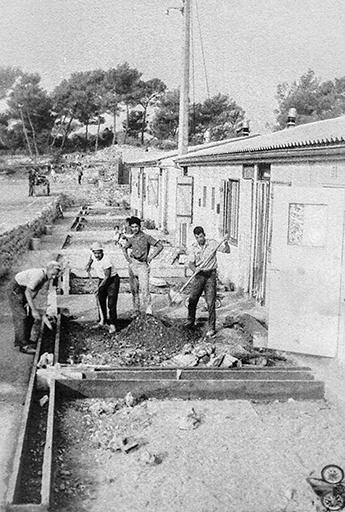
[1,164,345,512]
[51,397,345,512]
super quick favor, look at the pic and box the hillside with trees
[275,69,345,130]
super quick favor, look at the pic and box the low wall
[0,197,66,278]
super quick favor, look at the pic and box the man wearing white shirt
[85,242,120,333]
[8,261,61,354]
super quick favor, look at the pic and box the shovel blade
[168,288,184,305]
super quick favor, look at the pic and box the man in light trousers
[122,216,163,315]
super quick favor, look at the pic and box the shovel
[168,238,227,305]
[88,271,105,324]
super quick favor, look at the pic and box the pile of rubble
[61,313,288,368]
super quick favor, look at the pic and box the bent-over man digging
[8,260,61,354]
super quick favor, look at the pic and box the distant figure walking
[77,165,83,185]
[50,165,57,182]
[28,168,36,197]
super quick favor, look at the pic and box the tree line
[1,64,345,156]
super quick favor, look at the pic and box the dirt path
[52,398,345,512]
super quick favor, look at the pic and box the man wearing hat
[85,242,120,333]
[8,261,61,354]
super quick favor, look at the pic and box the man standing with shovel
[85,242,120,334]
[185,226,230,337]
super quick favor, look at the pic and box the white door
[268,186,345,357]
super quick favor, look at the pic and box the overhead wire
[195,0,210,99]
[191,0,196,136]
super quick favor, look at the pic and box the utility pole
[178,0,191,155]
[166,0,191,155]
[18,104,33,160]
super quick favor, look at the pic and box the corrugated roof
[126,134,259,166]
[175,116,345,163]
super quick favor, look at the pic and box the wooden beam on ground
[56,377,324,401]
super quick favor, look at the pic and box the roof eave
[175,143,345,166]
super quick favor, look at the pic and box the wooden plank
[54,314,61,365]
[89,365,312,372]
[6,323,45,508]
[86,369,314,381]
[56,378,324,401]
[41,380,55,507]
[6,504,48,512]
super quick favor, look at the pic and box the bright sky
[0,0,345,131]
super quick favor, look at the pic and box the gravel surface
[51,397,344,512]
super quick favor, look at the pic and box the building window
[223,180,240,245]
[202,186,207,207]
[211,187,215,210]
[183,167,188,176]
[142,173,146,200]
[258,163,270,180]
[242,164,255,180]
[138,168,144,198]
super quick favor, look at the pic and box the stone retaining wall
[0,198,65,279]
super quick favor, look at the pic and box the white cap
[91,242,103,252]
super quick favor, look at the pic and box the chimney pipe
[287,107,297,128]
[236,119,250,137]
[242,119,250,136]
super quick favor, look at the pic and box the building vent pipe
[242,119,250,136]
[287,107,297,128]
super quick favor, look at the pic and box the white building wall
[188,165,252,292]
[129,167,140,216]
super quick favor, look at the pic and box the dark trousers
[8,282,40,347]
[187,270,217,330]
[97,275,120,325]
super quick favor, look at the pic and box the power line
[190,0,196,135]
[195,0,210,99]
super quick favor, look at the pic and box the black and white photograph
[1,1,345,511]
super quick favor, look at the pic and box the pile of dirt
[69,276,98,295]
[60,315,203,366]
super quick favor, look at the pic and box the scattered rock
[223,315,239,328]
[139,449,167,466]
[163,354,198,368]
[39,395,49,407]
[178,408,202,430]
[220,354,238,368]
[182,343,193,354]
[207,354,225,368]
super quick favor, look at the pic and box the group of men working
[85,216,163,333]
[84,219,230,338]
[8,215,230,354]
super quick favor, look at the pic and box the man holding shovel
[8,261,61,354]
[185,226,230,337]
[86,243,120,334]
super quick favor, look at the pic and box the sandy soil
[51,397,344,512]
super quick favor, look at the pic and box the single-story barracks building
[128,116,345,360]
